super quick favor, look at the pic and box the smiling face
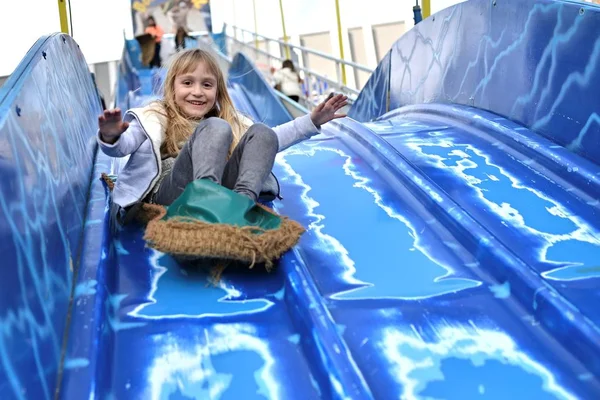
[161,49,245,158]
[173,60,217,119]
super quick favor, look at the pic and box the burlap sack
[101,173,305,272]
[141,202,304,270]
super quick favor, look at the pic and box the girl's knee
[195,117,233,142]
[247,123,278,149]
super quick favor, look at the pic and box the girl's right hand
[98,109,129,143]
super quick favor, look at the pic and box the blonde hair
[152,48,249,157]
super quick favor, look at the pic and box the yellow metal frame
[58,0,69,34]
[278,0,291,59]
[422,0,431,19]
[334,0,347,86]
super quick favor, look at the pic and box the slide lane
[368,105,600,328]
[63,83,320,399]
[74,186,323,399]
[263,114,600,398]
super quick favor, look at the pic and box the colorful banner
[131,0,212,36]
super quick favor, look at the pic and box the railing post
[334,0,347,86]
[310,76,315,103]
[413,0,423,24]
[335,62,342,88]
[58,0,69,35]
[422,0,431,19]
[278,0,291,59]
[300,48,307,67]
[300,47,308,95]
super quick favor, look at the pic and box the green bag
[165,179,281,230]
[142,179,305,269]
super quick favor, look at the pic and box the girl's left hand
[310,93,349,127]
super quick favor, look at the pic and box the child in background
[98,49,348,223]
[174,27,190,51]
[145,16,164,68]
[272,59,303,102]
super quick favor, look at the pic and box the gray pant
[154,117,279,205]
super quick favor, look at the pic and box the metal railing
[225,24,373,109]
[163,30,209,41]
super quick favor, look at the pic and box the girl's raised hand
[310,93,349,127]
[98,108,129,143]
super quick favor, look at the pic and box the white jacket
[98,104,320,208]
[273,67,302,97]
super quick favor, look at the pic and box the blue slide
[2,0,600,399]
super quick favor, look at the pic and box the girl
[174,27,191,52]
[272,59,303,102]
[98,48,348,223]
[144,16,164,68]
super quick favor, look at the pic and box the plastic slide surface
[1,1,600,399]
